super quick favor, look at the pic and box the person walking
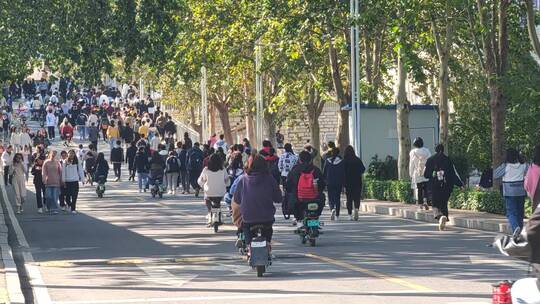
[42,150,61,214]
[343,145,365,221]
[323,148,345,221]
[525,145,540,212]
[494,148,528,232]
[126,141,137,182]
[197,154,229,225]
[134,146,149,192]
[10,153,27,213]
[178,143,189,194]
[110,140,124,182]
[424,144,463,231]
[2,145,13,185]
[107,121,120,150]
[188,142,204,197]
[62,150,84,214]
[409,137,432,210]
[31,148,46,213]
[76,111,88,140]
[278,143,298,187]
[45,108,57,140]
[88,122,99,151]
[165,151,180,195]
[60,118,74,147]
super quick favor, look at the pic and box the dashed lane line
[305,253,436,292]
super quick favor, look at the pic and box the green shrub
[363,178,414,204]
[367,155,398,180]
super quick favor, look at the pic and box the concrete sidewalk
[360,199,514,234]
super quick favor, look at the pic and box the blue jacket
[323,156,345,187]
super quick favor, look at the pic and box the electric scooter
[96,175,106,198]
[209,201,223,233]
[248,225,272,277]
[295,202,322,246]
[150,176,166,198]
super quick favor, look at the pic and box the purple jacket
[233,172,280,224]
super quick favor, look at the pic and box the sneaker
[354,209,359,221]
[423,203,430,211]
[195,189,200,197]
[292,220,298,226]
[37,208,43,214]
[439,216,448,231]
[62,206,67,212]
[349,215,353,221]
[335,216,340,221]
[330,209,336,221]
[168,190,173,194]
[172,190,176,195]
[114,177,119,182]
[138,189,142,193]
[16,206,21,214]
[71,210,77,214]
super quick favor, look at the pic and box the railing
[157,102,201,142]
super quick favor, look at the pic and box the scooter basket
[492,281,513,304]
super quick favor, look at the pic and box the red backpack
[297,170,319,202]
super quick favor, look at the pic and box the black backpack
[167,156,180,172]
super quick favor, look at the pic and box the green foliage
[367,155,398,180]
[363,178,414,204]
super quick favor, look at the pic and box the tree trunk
[396,53,411,181]
[489,83,506,173]
[189,106,203,142]
[438,55,450,147]
[246,110,255,143]
[328,37,350,152]
[525,0,540,59]
[209,102,216,137]
[214,102,234,146]
[306,87,324,167]
[264,112,277,148]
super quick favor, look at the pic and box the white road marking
[53,293,317,304]
[1,176,52,304]
[137,264,197,287]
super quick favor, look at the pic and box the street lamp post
[350,0,362,158]
[201,66,208,143]
[255,42,264,148]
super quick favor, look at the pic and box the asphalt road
[2,123,530,304]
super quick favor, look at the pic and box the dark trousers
[34,182,45,208]
[91,141,98,151]
[59,185,66,207]
[345,187,361,215]
[432,188,451,219]
[189,169,202,190]
[327,185,342,216]
[242,222,273,244]
[294,200,324,221]
[47,126,55,139]
[179,170,189,191]
[128,165,135,181]
[3,166,10,185]
[205,197,222,212]
[65,182,79,211]
[113,163,121,178]
[416,182,430,205]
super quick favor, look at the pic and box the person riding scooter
[233,153,281,247]
[511,205,540,303]
[148,151,166,195]
[286,151,326,225]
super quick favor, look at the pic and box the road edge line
[0,175,52,304]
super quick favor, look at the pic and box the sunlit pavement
[3,122,529,304]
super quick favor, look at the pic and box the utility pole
[255,42,264,148]
[350,0,362,158]
[201,66,208,143]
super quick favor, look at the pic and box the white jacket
[19,133,32,147]
[62,162,84,183]
[45,113,57,127]
[409,147,431,184]
[10,133,21,146]
[198,168,229,197]
[1,152,13,167]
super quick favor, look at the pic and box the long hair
[506,148,524,164]
[533,145,540,166]
[246,153,269,175]
[207,153,224,172]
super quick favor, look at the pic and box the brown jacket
[231,201,243,228]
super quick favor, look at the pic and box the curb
[0,176,25,303]
[360,200,511,234]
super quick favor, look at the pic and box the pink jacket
[525,163,540,200]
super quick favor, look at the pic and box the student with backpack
[409,137,432,210]
[323,148,345,221]
[125,141,138,182]
[76,111,88,140]
[165,151,181,195]
[424,144,463,231]
[188,142,204,197]
[286,151,326,226]
[110,140,124,182]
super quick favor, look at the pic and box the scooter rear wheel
[256,265,265,277]
[213,223,219,233]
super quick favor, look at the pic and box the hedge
[363,178,533,217]
[362,178,414,204]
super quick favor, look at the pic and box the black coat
[110,147,124,163]
[424,153,463,198]
[344,156,366,192]
[134,152,149,173]
[286,162,326,199]
[126,146,137,168]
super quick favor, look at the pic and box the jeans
[109,138,118,150]
[113,163,121,179]
[416,182,430,205]
[77,125,86,140]
[511,278,540,304]
[166,172,179,191]
[327,184,342,216]
[137,172,149,190]
[45,186,60,211]
[34,183,45,209]
[189,169,202,190]
[64,181,79,211]
[3,166,10,185]
[505,195,526,232]
[47,126,55,139]
[179,170,189,192]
